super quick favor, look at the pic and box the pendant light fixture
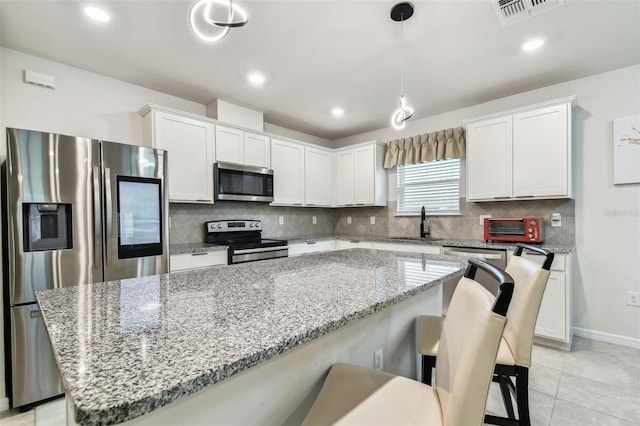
[390,2,414,130]
[189,0,248,43]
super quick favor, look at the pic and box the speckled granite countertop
[169,242,228,255]
[280,235,573,254]
[36,249,465,426]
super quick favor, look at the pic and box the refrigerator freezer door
[10,305,64,407]
[101,141,168,281]
[5,129,103,305]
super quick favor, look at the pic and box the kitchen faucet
[420,206,431,238]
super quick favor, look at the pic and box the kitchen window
[396,159,460,215]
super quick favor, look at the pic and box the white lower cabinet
[519,252,572,348]
[372,242,440,255]
[335,240,374,250]
[170,251,228,272]
[288,240,337,256]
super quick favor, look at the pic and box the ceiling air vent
[494,0,564,25]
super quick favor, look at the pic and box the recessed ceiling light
[84,6,111,23]
[522,38,544,52]
[247,72,266,86]
[331,107,345,117]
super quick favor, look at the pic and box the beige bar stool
[418,243,554,426]
[302,258,514,426]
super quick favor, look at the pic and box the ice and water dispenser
[22,203,72,252]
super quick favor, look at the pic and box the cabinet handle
[492,196,510,199]
[196,199,210,202]
[306,241,317,245]
[515,195,534,198]
[191,252,209,256]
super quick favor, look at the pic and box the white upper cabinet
[305,146,333,206]
[335,150,355,205]
[466,116,513,200]
[465,97,575,202]
[512,105,569,198]
[271,138,305,205]
[140,106,215,203]
[335,142,387,206]
[215,125,270,168]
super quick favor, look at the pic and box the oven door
[214,162,274,202]
[229,246,288,264]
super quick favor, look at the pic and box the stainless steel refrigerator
[2,128,169,408]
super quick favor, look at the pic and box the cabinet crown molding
[463,96,577,125]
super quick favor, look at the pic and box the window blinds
[397,159,460,215]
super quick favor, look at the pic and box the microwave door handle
[104,167,112,267]
[92,166,102,269]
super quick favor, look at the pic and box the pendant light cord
[399,12,405,100]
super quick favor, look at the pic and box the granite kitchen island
[36,249,465,426]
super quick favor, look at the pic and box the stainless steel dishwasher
[441,246,508,312]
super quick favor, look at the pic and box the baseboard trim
[573,327,640,349]
[0,396,10,412]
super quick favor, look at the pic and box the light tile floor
[1,337,638,426]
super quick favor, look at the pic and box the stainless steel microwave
[214,162,274,202]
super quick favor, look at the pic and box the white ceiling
[0,0,638,140]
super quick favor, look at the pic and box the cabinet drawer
[289,240,336,256]
[170,251,227,272]
[336,240,373,250]
[373,242,440,255]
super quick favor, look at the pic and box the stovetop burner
[204,220,288,264]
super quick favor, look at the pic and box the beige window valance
[383,126,465,169]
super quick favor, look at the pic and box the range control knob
[249,223,254,228]
[217,224,223,229]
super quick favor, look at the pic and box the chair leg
[421,355,436,386]
[499,374,516,420]
[515,366,530,426]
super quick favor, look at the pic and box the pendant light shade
[189,0,248,43]
[390,2,414,130]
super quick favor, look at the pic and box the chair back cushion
[503,256,550,367]
[435,277,507,426]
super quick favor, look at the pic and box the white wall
[335,65,640,344]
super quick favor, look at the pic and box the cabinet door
[155,112,215,203]
[271,139,305,205]
[215,125,244,164]
[354,145,375,205]
[244,132,271,168]
[466,116,513,201]
[335,150,355,206]
[534,270,567,341]
[305,147,332,206]
[513,104,569,198]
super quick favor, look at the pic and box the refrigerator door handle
[104,167,113,267]
[93,166,102,269]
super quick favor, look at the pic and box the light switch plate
[347,216,352,225]
[278,216,284,225]
[551,212,562,227]
[312,216,317,225]
[479,214,491,226]
[370,216,375,225]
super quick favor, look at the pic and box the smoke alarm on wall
[494,0,564,25]
[24,70,56,90]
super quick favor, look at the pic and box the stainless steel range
[205,220,288,264]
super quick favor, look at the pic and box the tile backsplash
[170,198,574,246]
[333,198,575,246]
[169,202,336,244]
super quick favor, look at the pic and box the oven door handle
[233,246,289,255]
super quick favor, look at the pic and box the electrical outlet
[628,291,640,307]
[551,212,562,227]
[278,216,284,225]
[479,214,491,226]
[312,216,317,225]
[370,216,376,225]
[373,348,383,370]
[347,216,352,225]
